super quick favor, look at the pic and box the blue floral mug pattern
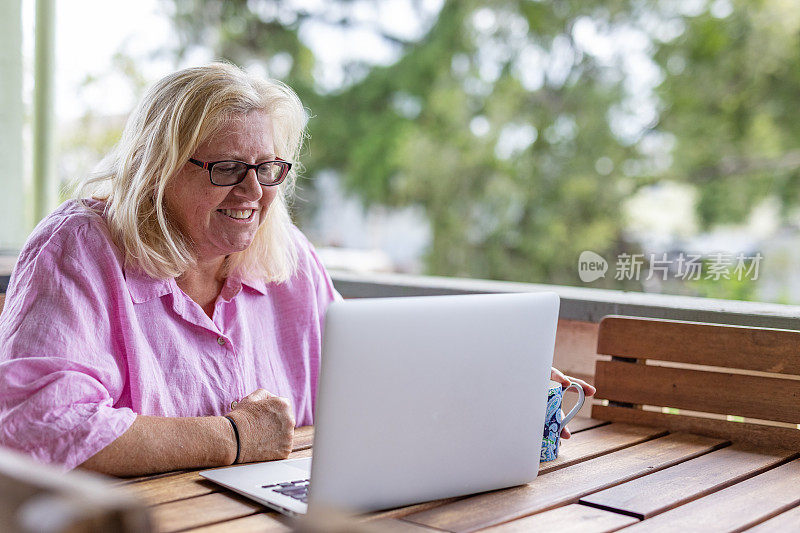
[541,380,586,462]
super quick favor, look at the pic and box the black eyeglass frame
[188,157,292,187]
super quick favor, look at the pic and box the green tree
[166,0,649,288]
[652,0,800,227]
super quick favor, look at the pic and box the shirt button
[217,337,226,346]
[230,400,238,409]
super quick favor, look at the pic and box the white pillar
[32,0,57,224]
[0,0,26,249]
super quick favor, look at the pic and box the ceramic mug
[540,380,586,462]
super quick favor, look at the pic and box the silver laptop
[200,291,559,516]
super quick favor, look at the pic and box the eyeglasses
[188,157,292,187]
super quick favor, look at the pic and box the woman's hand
[550,367,596,440]
[225,388,295,464]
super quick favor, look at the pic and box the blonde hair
[79,62,305,282]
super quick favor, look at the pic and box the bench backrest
[591,315,800,449]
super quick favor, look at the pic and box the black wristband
[225,415,241,464]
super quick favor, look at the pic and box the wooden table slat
[539,423,668,475]
[565,417,608,433]
[127,471,218,506]
[579,444,798,519]
[618,459,800,532]
[182,510,441,533]
[368,518,445,532]
[180,512,290,533]
[401,432,726,533]
[116,468,190,485]
[151,491,267,533]
[741,503,800,532]
[481,503,638,533]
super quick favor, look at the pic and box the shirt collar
[124,265,174,304]
[125,265,268,304]
[235,274,269,295]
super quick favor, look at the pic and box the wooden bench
[591,315,800,449]
[0,446,152,532]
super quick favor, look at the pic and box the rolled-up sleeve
[0,218,136,470]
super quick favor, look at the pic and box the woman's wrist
[218,415,239,465]
[224,415,241,464]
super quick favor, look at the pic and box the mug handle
[560,381,586,428]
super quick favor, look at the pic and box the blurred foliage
[684,256,761,301]
[161,0,800,296]
[654,0,800,226]
[59,52,152,200]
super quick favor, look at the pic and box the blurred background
[2,0,800,303]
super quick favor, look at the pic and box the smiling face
[165,110,280,265]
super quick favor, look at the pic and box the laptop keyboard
[262,479,310,503]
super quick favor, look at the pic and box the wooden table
[118,418,800,532]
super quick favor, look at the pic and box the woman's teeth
[219,209,254,220]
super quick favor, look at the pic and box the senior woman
[0,63,330,475]
[0,63,594,476]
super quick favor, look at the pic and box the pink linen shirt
[0,199,340,470]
